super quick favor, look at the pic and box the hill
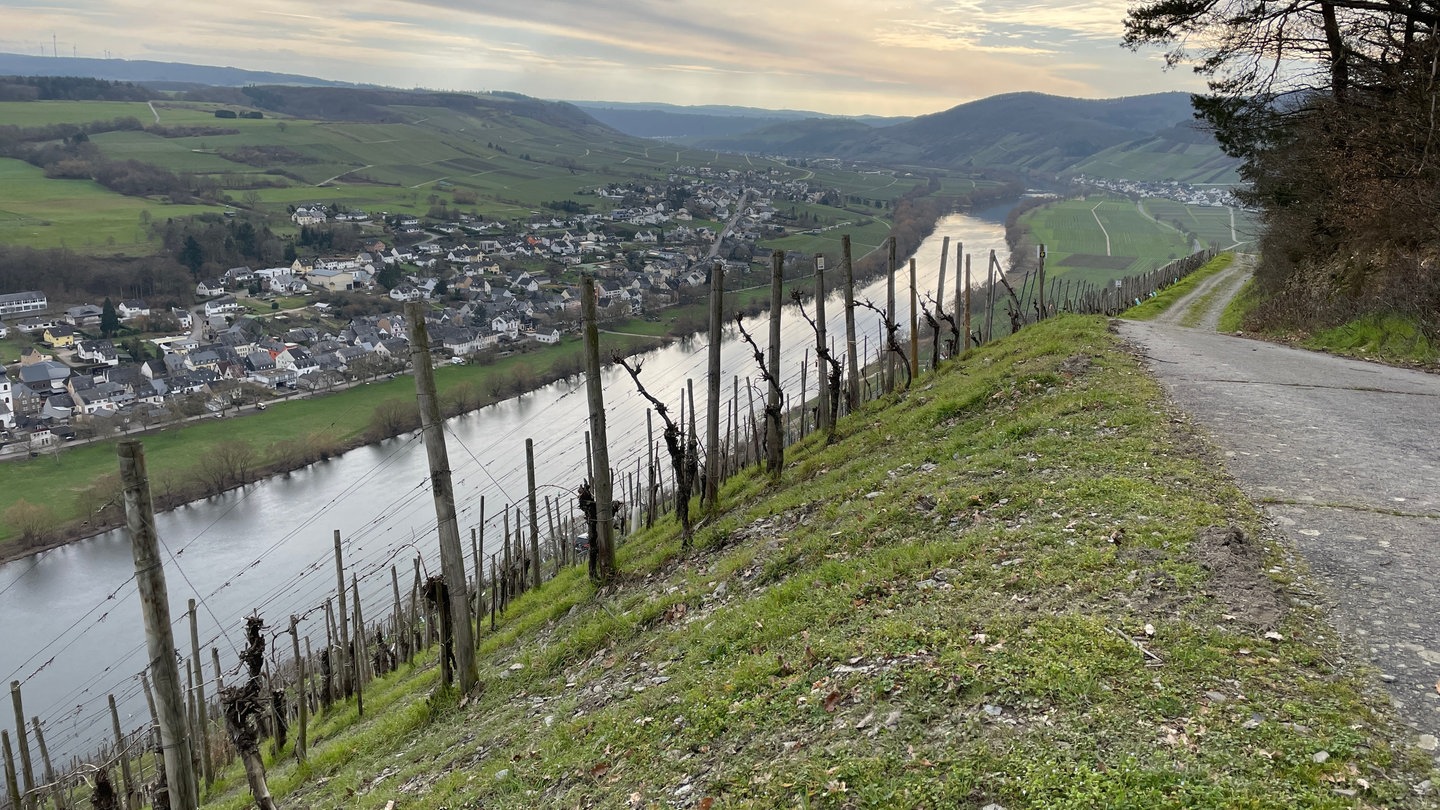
[198,313,1435,810]
[570,100,906,141]
[0,52,355,88]
[695,92,1241,182]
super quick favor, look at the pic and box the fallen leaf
[822,690,842,713]
[590,761,610,779]
[699,799,715,810]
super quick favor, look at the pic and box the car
[572,534,590,555]
[256,403,267,411]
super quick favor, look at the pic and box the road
[1120,262,1440,755]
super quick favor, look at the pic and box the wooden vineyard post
[351,576,365,716]
[30,717,62,810]
[526,439,542,590]
[332,530,350,699]
[909,257,919,376]
[405,301,477,692]
[704,260,723,508]
[885,236,897,393]
[841,235,860,414]
[117,440,198,810]
[9,681,33,806]
[4,729,22,810]
[187,600,211,790]
[766,251,784,476]
[288,616,306,764]
[580,276,617,584]
[813,254,832,433]
[106,694,134,810]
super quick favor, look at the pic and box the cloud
[0,0,1202,114]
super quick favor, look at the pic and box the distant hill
[569,100,906,141]
[692,91,1240,182]
[0,52,355,88]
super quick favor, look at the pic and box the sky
[0,0,1202,117]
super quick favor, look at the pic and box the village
[0,169,856,456]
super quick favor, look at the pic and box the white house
[117,300,151,320]
[204,296,242,317]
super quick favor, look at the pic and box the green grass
[0,158,215,252]
[1217,278,1257,333]
[1121,253,1235,321]
[192,315,1436,810]
[1302,313,1439,365]
[0,100,158,126]
[1021,195,1197,288]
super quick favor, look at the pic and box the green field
[0,158,215,252]
[1138,198,1258,248]
[1021,195,1201,287]
[0,100,158,126]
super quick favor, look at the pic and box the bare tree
[613,355,698,547]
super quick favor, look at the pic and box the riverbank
[0,187,1016,562]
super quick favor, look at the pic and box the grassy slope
[1122,253,1236,321]
[205,315,1434,810]
[1022,196,1194,288]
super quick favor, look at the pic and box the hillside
[200,313,1436,809]
[695,92,1241,182]
[0,52,355,88]
[571,101,907,141]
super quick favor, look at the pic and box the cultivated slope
[207,315,1436,810]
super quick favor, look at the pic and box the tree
[5,499,55,544]
[180,235,205,279]
[100,296,121,337]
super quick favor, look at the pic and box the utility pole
[117,440,199,810]
[404,302,476,692]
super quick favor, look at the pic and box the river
[0,209,1010,760]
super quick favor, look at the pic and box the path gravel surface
[1120,260,1440,757]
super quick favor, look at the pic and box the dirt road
[1120,263,1440,755]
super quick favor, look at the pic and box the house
[204,296,242,317]
[389,284,423,302]
[43,324,76,349]
[530,328,561,345]
[223,266,255,287]
[172,307,194,330]
[196,280,226,298]
[64,305,104,327]
[0,291,47,318]
[15,317,57,334]
[117,300,151,320]
[292,207,328,226]
[18,346,51,365]
[19,361,70,394]
[306,267,356,292]
[75,340,120,367]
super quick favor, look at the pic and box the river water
[0,209,1009,759]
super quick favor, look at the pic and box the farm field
[1019,195,1197,288]
[1139,197,1258,248]
[0,100,156,126]
[0,158,215,253]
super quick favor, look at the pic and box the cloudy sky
[0,0,1198,116]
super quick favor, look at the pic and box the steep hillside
[0,52,354,88]
[694,92,1238,181]
[571,101,907,140]
[203,314,1436,810]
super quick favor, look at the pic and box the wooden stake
[909,257,919,376]
[331,530,351,699]
[107,694,135,810]
[3,729,22,810]
[962,250,972,349]
[580,276,617,583]
[30,717,61,810]
[704,260,723,507]
[526,439,542,590]
[841,235,860,413]
[813,253,832,433]
[288,616,306,763]
[404,301,477,692]
[351,575,366,715]
[766,251,784,476]
[186,601,211,790]
[116,440,198,810]
[9,681,33,804]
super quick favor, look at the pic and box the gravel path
[1119,267,1440,757]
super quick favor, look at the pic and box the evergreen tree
[100,297,121,338]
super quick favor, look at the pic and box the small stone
[1381,673,1396,683]
[495,769,510,780]
[1311,751,1330,764]
[1144,623,1155,637]
[509,662,525,671]
[981,804,1007,810]
[884,709,901,728]
[543,714,554,727]
[933,568,961,582]
[855,711,875,730]
[866,491,883,500]
[1205,691,1227,703]
[714,581,728,597]
[1332,789,1356,798]
[1264,631,1285,642]
[675,783,694,797]
[1418,734,1438,752]
[916,579,938,590]
[982,704,1003,717]
[1414,779,1432,795]
[1242,714,1263,729]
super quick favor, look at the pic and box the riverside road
[1120,259,1440,756]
